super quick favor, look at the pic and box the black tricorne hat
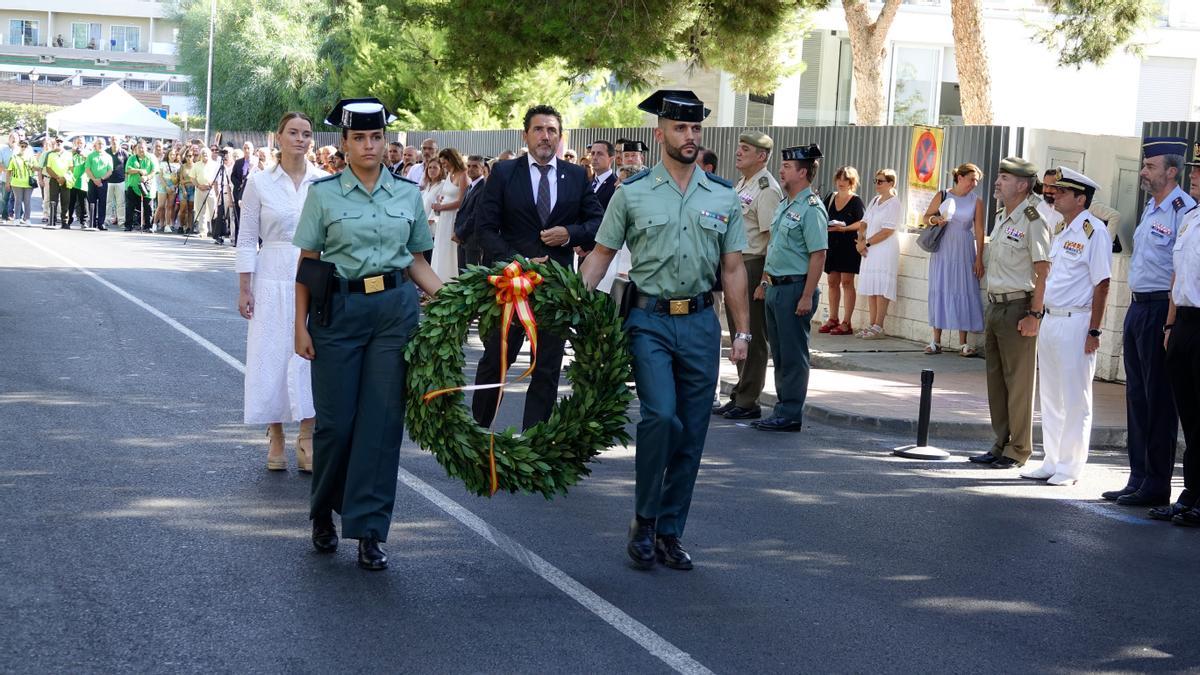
[615,138,649,153]
[324,97,397,130]
[636,90,710,122]
[780,144,822,162]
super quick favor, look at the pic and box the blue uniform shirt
[764,186,829,276]
[1130,184,1196,292]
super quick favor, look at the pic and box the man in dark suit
[473,105,604,429]
[588,139,618,210]
[230,141,255,242]
[454,154,488,269]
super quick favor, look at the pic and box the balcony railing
[0,43,176,66]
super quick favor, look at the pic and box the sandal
[924,342,942,355]
[818,318,839,334]
[960,344,979,357]
[861,325,885,340]
[829,322,854,336]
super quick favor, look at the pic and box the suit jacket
[231,158,250,199]
[454,177,485,243]
[475,157,603,267]
[594,172,617,211]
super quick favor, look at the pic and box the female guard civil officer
[293,98,443,571]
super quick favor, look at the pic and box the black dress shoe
[753,417,803,432]
[1101,486,1138,501]
[712,400,736,416]
[990,457,1022,469]
[1172,508,1200,528]
[627,517,656,570]
[1149,503,1192,522]
[311,514,338,553]
[1116,491,1170,507]
[968,452,998,464]
[655,535,693,571]
[357,536,388,570]
[723,405,762,420]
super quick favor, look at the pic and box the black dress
[824,193,865,274]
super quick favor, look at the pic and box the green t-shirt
[6,153,32,189]
[85,151,113,182]
[46,150,73,189]
[71,150,87,184]
[125,153,156,197]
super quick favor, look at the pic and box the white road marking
[4,229,714,675]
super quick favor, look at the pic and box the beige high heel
[267,423,287,471]
[296,418,315,473]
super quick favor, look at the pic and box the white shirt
[1044,209,1112,309]
[1173,206,1200,307]
[406,162,424,185]
[528,155,558,212]
[235,162,328,273]
[591,168,612,192]
[1037,199,1063,231]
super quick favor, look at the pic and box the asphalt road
[2,224,1198,674]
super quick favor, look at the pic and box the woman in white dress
[429,148,468,281]
[236,112,326,472]
[421,160,445,261]
[849,168,902,339]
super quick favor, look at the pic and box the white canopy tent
[45,83,183,141]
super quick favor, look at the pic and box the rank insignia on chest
[1004,226,1025,242]
[1063,240,1085,256]
[758,176,770,190]
[700,209,729,224]
[786,209,803,222]
[1024,205,1041,222]
[1151,222,1172,238]
[739,192,753,205]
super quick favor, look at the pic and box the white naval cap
[1053,166,1099,198]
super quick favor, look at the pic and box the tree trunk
[842,0,902,126]
[950,0,993,124]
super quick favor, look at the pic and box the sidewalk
[720,329,1128,448]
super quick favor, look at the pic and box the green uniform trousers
[724,255,770,408]
[309,280,419,542]
[627,305,721,538]
[984,297,1038,463]
[765,279,819,422]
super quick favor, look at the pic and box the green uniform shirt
[293,166,433,280]
[71,150,87,186]
[594,162,747,298]
[125,153,155,197]
[48,150,73,189]
[85,150,113,182]
[764,186,829,276]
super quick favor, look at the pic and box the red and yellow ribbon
[423,260,543,495]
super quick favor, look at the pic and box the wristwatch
[734,332,753,343]
[1088,329,1102,337]
[759,280,769,288]
[1025,309,1044,319]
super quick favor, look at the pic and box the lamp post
[29,70,38,104]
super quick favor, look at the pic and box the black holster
[296,257,336,327]
[610,277,637,320]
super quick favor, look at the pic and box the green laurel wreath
[405,257,633,498]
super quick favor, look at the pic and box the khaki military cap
[998,157,1038,178]
[739,131,773,151]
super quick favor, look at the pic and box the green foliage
[0,102,61,136]
[167,113,205,131]
[171,0,334,131]
[576,76,646,129]
[1035,0,1158,68]
[405,258,633,498]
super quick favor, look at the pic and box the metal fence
[1141,120,1198,199]
[409,125,1014,218]
[209,131,343,148]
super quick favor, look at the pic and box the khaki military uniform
[983,194,1051,464]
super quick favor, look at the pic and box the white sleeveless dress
[431,177,462,281]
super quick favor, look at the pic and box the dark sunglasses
[875,178,891,184]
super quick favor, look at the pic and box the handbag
[915,191,949,253]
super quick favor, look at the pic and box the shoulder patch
[1174,196,1186,211]
[705,171,732,188]
[1023,205,1041,223]
[758,176,769,190]
[1083,219,1094,239]
[622,168,651,185]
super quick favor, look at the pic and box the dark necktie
[536,163,552,224]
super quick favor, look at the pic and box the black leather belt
[1178,306,1199,318]
[1131,291,1170,303]
[635,291,714,316]
[335,269,411,294]
[768,274,805,286]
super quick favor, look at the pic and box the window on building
[888,45,942,126]
[746,93,775,127]
[111,25,141,52]
[9,20,40,47]
[1135,56,1196,130]
[71,22,102,49]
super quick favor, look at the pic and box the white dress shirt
[235,162,328,273]
[591,168,612,192]
[1173,206,1200,307]
[528,155,558,213]
[406,162,424,186]
[1044,209,1112,309]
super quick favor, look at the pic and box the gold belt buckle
[669,299,690,316]
[362,275,385,294]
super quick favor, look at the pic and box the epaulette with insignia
[705,171,733,188]
[758,176,770,190]
[310,173,340,184]
[622,168,651,185]
[1173,196,1186,211]
[808,194,820,206]
[1083,219,1094,239]
[1023,205,1041,222]
[1054,222,1066,236]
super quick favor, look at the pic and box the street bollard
[893,368,950,460]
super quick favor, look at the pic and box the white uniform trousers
[1034,311,1097,481]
